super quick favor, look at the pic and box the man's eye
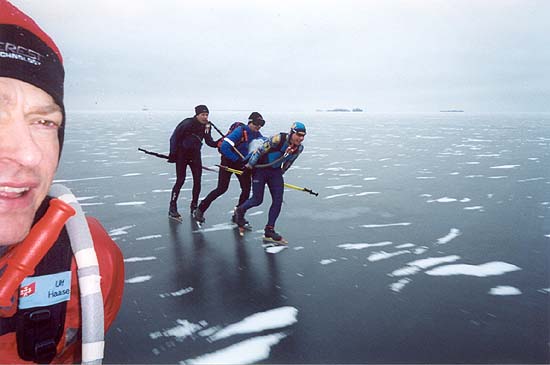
[35,119,61,128]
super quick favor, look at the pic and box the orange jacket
[0,217,124,364]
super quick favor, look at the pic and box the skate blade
[238,227,245,236]
[169,216,183,223]
[262,236,288,245]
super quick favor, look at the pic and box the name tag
[18,271,72,309]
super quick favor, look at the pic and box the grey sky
[12,0,550,112]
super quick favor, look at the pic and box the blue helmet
[290,121,307,135]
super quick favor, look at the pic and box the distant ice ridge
[425,261,521,277]
[489,286,522,296]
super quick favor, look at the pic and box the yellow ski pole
[283,183,319,196]
[216,165,319,196]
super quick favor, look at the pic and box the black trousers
[170,151,202,210]
[198,157,251,212]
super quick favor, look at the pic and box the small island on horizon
[317,107,364,112]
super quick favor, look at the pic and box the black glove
[167,153,176,163]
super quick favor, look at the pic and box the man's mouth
[0,186,31,198]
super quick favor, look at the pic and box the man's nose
[0,118,43,167]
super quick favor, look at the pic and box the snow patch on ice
[208,306,298,342]
[109,225,135,236]
[182,333,287,365]
[125,275,152,284]
[150,319,205,341]
[368,250,409,262]
[338,242,393,250]
[436,228,461,244]
[490,165,520,169]
[320,259,337,265]
[116,201,146,206]
[264,246,287,254]
[324,193,350,200]
[136,234,162,241]
[362,223,411,228]
[489,286,522,296]
[249,211,264,216]
[124,256,156,263]
[425,261,521,277]
[160,287,194,298]
[390,279,411,292]
[464,206,484,211]
[391,255,461,277]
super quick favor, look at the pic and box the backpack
[216,122,248,151]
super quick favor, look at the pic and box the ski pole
[138,147,169,159]
[216,165,318,196]
[216,164,244,175]
[138,148,216,172]
[283,183,319,196]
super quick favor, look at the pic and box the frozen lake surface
[56,111,550,364]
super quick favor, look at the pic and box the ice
[320,259,337,265]
[136,234,162,241]
[125,275,152,284]
[362,223,411,228]
[109,225,135,236]
[264,246,287,254]
[489,286,522,296]
[122,173,143,176]
[160,287,194,298]
[53,176,113,183]
[150,319,204,340]
[115,201,146,206]
[464,206,484,210]
[338,242,393,250]
[390,279,411,292]
[124,256,157,263]
[182,333,287,365]
[354,192,381,196]
[324,193,350,200]
[249,211,264,216]
[208,306,298,342]
[490,165,520,169]
[436,228,461,244]
[325,184,363,190]
[368,250,410,262]
[425,261,521,277]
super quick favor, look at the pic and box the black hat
[248,112,265,126]
[195,104,209,115]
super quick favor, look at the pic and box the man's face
[290,132,305,146]
[249,122,262,133]
[196,112,209,124]
[0,78,62,246]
